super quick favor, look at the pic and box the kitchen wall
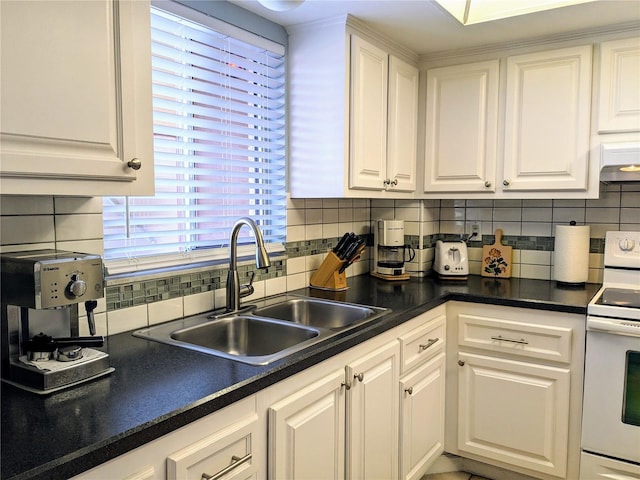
[1,182,639,336]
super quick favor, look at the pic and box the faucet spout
[226,217,271,312]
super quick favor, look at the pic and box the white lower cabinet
[266,340,400,480]
[71,396,259,480]
[400,352,446,480]
[398,309,446,480]
[457,352,570,477]
[265,305,447,480]
[268,370,346,480]
[346,341,400,480]
[445,302,585,480]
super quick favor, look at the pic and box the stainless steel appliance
[599,142,640,183]
[434,240,469,279]
[1,250,112,394]
[372,219,414,281]
[581,231,640,479]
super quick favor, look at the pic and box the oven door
[582,325,640,464]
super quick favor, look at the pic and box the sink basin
[170,316,319,360]
[253,297,385,330]
[133,295,389,366]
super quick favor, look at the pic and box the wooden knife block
[310,252,347,291]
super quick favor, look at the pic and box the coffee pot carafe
[1,249,113,394]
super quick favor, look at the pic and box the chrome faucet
[226,217,271,312]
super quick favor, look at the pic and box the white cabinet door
[457,352,571,478]
[0,0,153,196]
[424,60,499,193]
[399,352,445,480]
[268,369,346,480]
[387,56,419,192]
[503,46,592,191]
[346,340,400,480]
[350,35,389,191]
[598,37,640,133]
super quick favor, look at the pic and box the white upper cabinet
[288,16,418,198]
[0,0,154,196]
[387,56,419,193]
[597,37,640,133]
[350,36,389,190]
[503,45,593,192]
[423,45,595,198]
[424,60,499,193]
[350,36,419,193]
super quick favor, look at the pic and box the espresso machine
[1,250,113,394]
[371,219,415,281]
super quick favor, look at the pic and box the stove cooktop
[595,288,640,309]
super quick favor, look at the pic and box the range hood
[600,142,640,183]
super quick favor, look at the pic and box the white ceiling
[227,0,640,55]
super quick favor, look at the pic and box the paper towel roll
[553,224,590,284]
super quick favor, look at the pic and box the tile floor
[422,472,492,480]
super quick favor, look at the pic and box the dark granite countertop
[1,275,600,480]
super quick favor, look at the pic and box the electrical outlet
[471,222,481,236]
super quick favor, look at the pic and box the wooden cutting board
[481,229,512,278]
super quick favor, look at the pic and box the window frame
[104,0,287,276]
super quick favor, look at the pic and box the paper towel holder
[553,220,590,288]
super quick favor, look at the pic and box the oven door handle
[587,317,640,337]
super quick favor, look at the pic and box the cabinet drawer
[167,416,257,480]
[458,314,572,363]
[399,313,445,373]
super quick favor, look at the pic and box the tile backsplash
[1,182,639,336]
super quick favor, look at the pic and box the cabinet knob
[383,178,390,186]
[127,158,142,171]
[503,179,510,186]
[484,181,492,188]
[341,381,351,390]
[390,178,398,186]
[458,360,465,366]
[404,386,413,395]
[354,372,364,382]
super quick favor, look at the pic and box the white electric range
[581,231,640,479]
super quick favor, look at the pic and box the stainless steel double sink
[133,296,389,365]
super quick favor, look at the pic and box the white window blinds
[103,5,286,269]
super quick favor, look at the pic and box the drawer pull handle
[201,453,252,480]
[419,338,439,351]
[491,335,528,345]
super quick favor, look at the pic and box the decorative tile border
[106,232,604,312]
[423,233,605,254]
[106,260,285,311]
[285,234,375,259]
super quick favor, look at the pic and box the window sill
[105,251,287,287]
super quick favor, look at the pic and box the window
[103,4,286,272]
